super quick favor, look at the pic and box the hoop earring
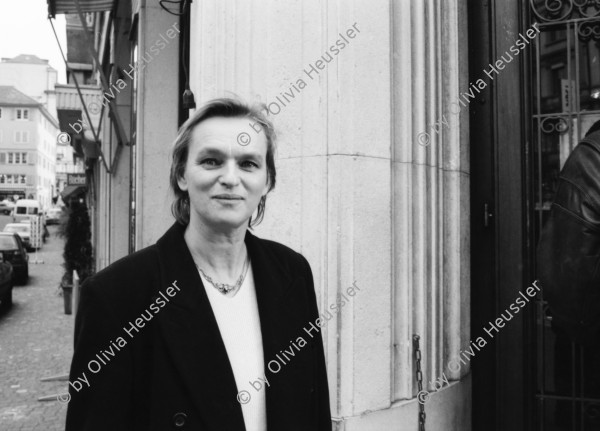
[184,195,191,218]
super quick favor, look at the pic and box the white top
[199,262,267,431]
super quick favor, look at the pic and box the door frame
[469,0,534,429]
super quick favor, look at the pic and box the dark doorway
[470,1,600,430]
[469,0,531,430]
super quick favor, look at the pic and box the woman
[65,98,331,430]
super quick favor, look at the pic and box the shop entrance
[469,1,600,430]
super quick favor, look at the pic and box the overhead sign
[67,174,87,186]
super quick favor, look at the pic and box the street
[0,217,71,431]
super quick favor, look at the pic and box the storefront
[60,173,87,205]
[0,190,25,202]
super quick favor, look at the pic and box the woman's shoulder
[80,244,160,300]
[254,236,295,253]
[94,244,160,277]
[250,234,311,275]
[252,234,303,257]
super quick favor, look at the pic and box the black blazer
[65,222,332,430]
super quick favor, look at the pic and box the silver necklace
[195,254,250,295]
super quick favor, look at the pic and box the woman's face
[177,116,269,231]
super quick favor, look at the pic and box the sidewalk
[0,227,72,431]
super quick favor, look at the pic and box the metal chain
[413,334,426,431]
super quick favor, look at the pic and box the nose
[218,161,240,187]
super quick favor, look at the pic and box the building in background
[0,53,85,208]
[0,86,58,207]
[0,54,58,117]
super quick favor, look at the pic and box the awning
[56,109,82,134]
[47,0,115,17]
[60,185,87,201]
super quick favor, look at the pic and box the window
[16,109,29,120]
[15,131,29,143]
[0,236,17,248]
[0,174,27,185]
[6,152,28,165]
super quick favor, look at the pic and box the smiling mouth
[212,195,244,200]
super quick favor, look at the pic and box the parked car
[0,252,14,311]
[12,199,41,223]
[0,200,14,215]
[45,207,64,225]
[3,223,32,250]
[0,233,28,284]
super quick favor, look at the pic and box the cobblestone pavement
[0,225,71,431]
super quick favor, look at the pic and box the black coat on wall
[537,130,600,344]
[65,222,332,431]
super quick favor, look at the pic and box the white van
[12,199,41,223]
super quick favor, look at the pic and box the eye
[240,160,259,169]
[199,158,220,167]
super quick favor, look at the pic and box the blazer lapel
[155,223,244,429]
[245,233,314,428]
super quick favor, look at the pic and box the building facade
[0,54,58,117]
[0,54,84,208]
[0,86,59,207]
[51,11,104,207]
